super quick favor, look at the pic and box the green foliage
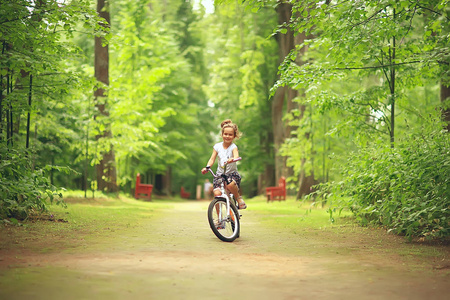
[203,0,279,195]
[103,0,213,194]
[267,0,450,240]
[316,118,450,239]
[0,147,65,221]
[0,0,106,218]
[274,0,450,139]
[0,0,213,198]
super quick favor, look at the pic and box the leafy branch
[334,60,424,70]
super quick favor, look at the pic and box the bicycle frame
[206,168,234,220]
[204,157,242,242]
[206,157,241,220]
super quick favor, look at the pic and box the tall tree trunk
[163,167,172,196]
[26,74,32,148]
[271,86,286,182]
[11,70,30,140]
[273,1,318,198]
[18,0,44,149]
[389,10,396,148]
[6,74,12,146]
[0,42,5,144]
[442,81,450,132]
[272,1,296,183]
[95,0,117,192]
[0,82,3,144]
[296,0,330,198]
[258,130,275,194]
[293,29,318,199]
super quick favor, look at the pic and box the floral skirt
[213,171,241,190]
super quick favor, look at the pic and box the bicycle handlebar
[203,157,242,178]
[221,157,242,168]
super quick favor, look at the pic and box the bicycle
[203,157,242,242]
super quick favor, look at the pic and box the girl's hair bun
[220,119,242,139]
[221,119,232,128]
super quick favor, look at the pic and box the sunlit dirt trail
[0,201,449,300]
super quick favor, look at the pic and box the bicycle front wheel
[207,197,240,242]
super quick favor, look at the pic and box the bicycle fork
[215,197,238,226]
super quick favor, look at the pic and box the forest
[0,0,449,240]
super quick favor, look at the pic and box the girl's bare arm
[227,147,239,163]
[207,149,218,166]
[202,150,218,174]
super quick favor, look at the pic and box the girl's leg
[227,181,246,209]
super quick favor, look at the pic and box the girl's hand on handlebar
[227,157,242,164]
[201,166,210,174]
[220,157,242,168]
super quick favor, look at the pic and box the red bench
[266,176,286,202]
[180,187,191,199]
[135,173,153,200]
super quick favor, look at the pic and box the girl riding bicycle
[201,119,247,210]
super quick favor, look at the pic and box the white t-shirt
[213,142,238,175]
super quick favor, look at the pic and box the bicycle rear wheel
[207,197,240,242]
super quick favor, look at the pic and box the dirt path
[0,201,449,299]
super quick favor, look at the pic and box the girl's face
[222,127,236,144]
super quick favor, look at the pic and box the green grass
[5,192,447,257]
[3,194,181,254]
[248,195,354,229]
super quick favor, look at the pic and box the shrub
[317,127,449,240]
[0,147,65,221]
